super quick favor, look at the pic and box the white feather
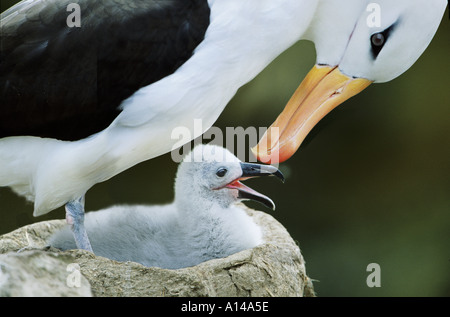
[0,0,446,216]
[0,0,315,215]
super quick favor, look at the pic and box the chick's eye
[216,168,227,177]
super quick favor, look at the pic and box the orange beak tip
[254,65,372,163]
[251,147,282,165]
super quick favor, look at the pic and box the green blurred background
[1,1,449,296]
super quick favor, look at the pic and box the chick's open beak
[225,163,284,210]
[252,65,372,164]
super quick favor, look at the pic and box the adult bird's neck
[103,1,318,173]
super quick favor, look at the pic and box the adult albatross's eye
[216,168,228,177]
[371,33,385,47]
[370,23,395,59]
[370,32,386,58]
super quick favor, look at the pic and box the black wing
[0,0,210,140]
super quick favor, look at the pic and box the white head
[325,0,448,83]
[174,144,284,211]
[253,0,447,163]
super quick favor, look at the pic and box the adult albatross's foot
[65,196,93,252]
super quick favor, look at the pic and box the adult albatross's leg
[65,196,93,252]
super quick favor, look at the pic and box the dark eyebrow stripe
[370,21,398,59]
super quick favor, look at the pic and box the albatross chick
[49,145,284,269]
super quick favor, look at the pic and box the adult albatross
[0,0,447,251]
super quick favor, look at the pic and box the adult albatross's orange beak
[252,65,372,164]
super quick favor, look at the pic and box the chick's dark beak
[240,163,285,183]
[225,163,284,211]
